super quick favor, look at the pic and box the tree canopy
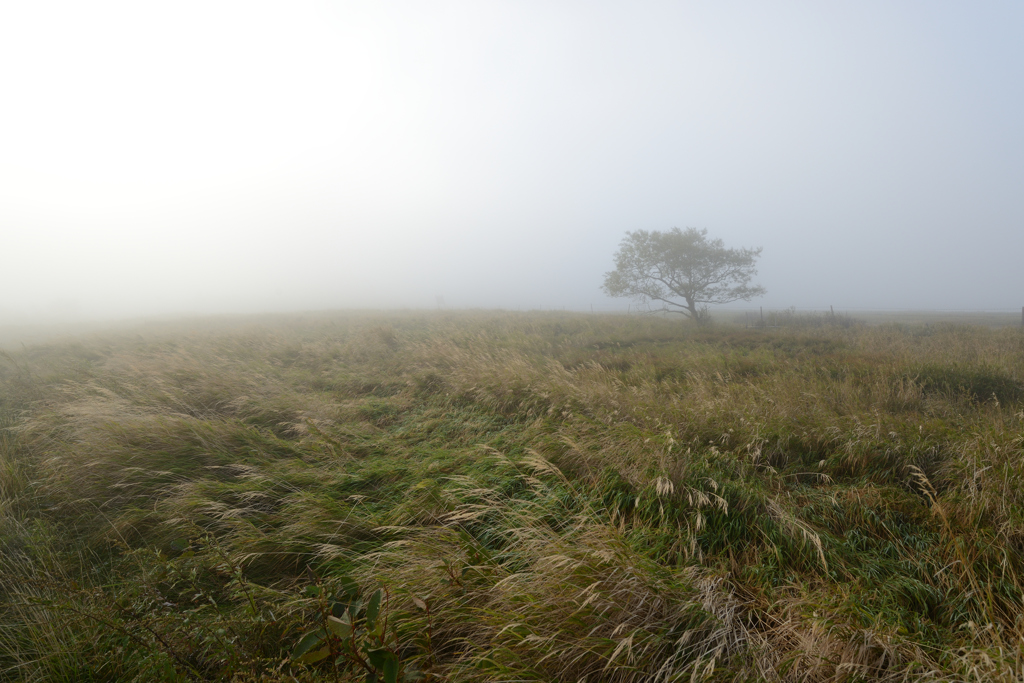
[602,227,765,321]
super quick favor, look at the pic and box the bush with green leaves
[291,576,430,682]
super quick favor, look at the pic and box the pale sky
[2,1,1022,319]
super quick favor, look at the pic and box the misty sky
[2,1,1023,319]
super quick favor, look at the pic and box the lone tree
[603,227,765,322]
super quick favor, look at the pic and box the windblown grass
[1,311,1023,681]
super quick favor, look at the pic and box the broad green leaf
[327,614,352,639]
[296,646,330,665]
[383,653,399,683]
[291,629,326,659]
[337,575,360,601]
[367,647,392,670]
[365,589,383,630]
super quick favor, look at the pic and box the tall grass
[1,311,1023,681]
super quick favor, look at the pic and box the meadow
[1,310,1023,682]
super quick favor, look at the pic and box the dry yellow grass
[1,311,1023,681]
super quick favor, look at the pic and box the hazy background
[2,0,1023,321]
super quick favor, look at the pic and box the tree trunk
[686,298,699,322]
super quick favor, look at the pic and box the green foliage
[291,577,425,682]
[603,227,766,321]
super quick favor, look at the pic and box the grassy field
[2,310,1023,681]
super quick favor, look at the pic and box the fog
[3,1,1023,322]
